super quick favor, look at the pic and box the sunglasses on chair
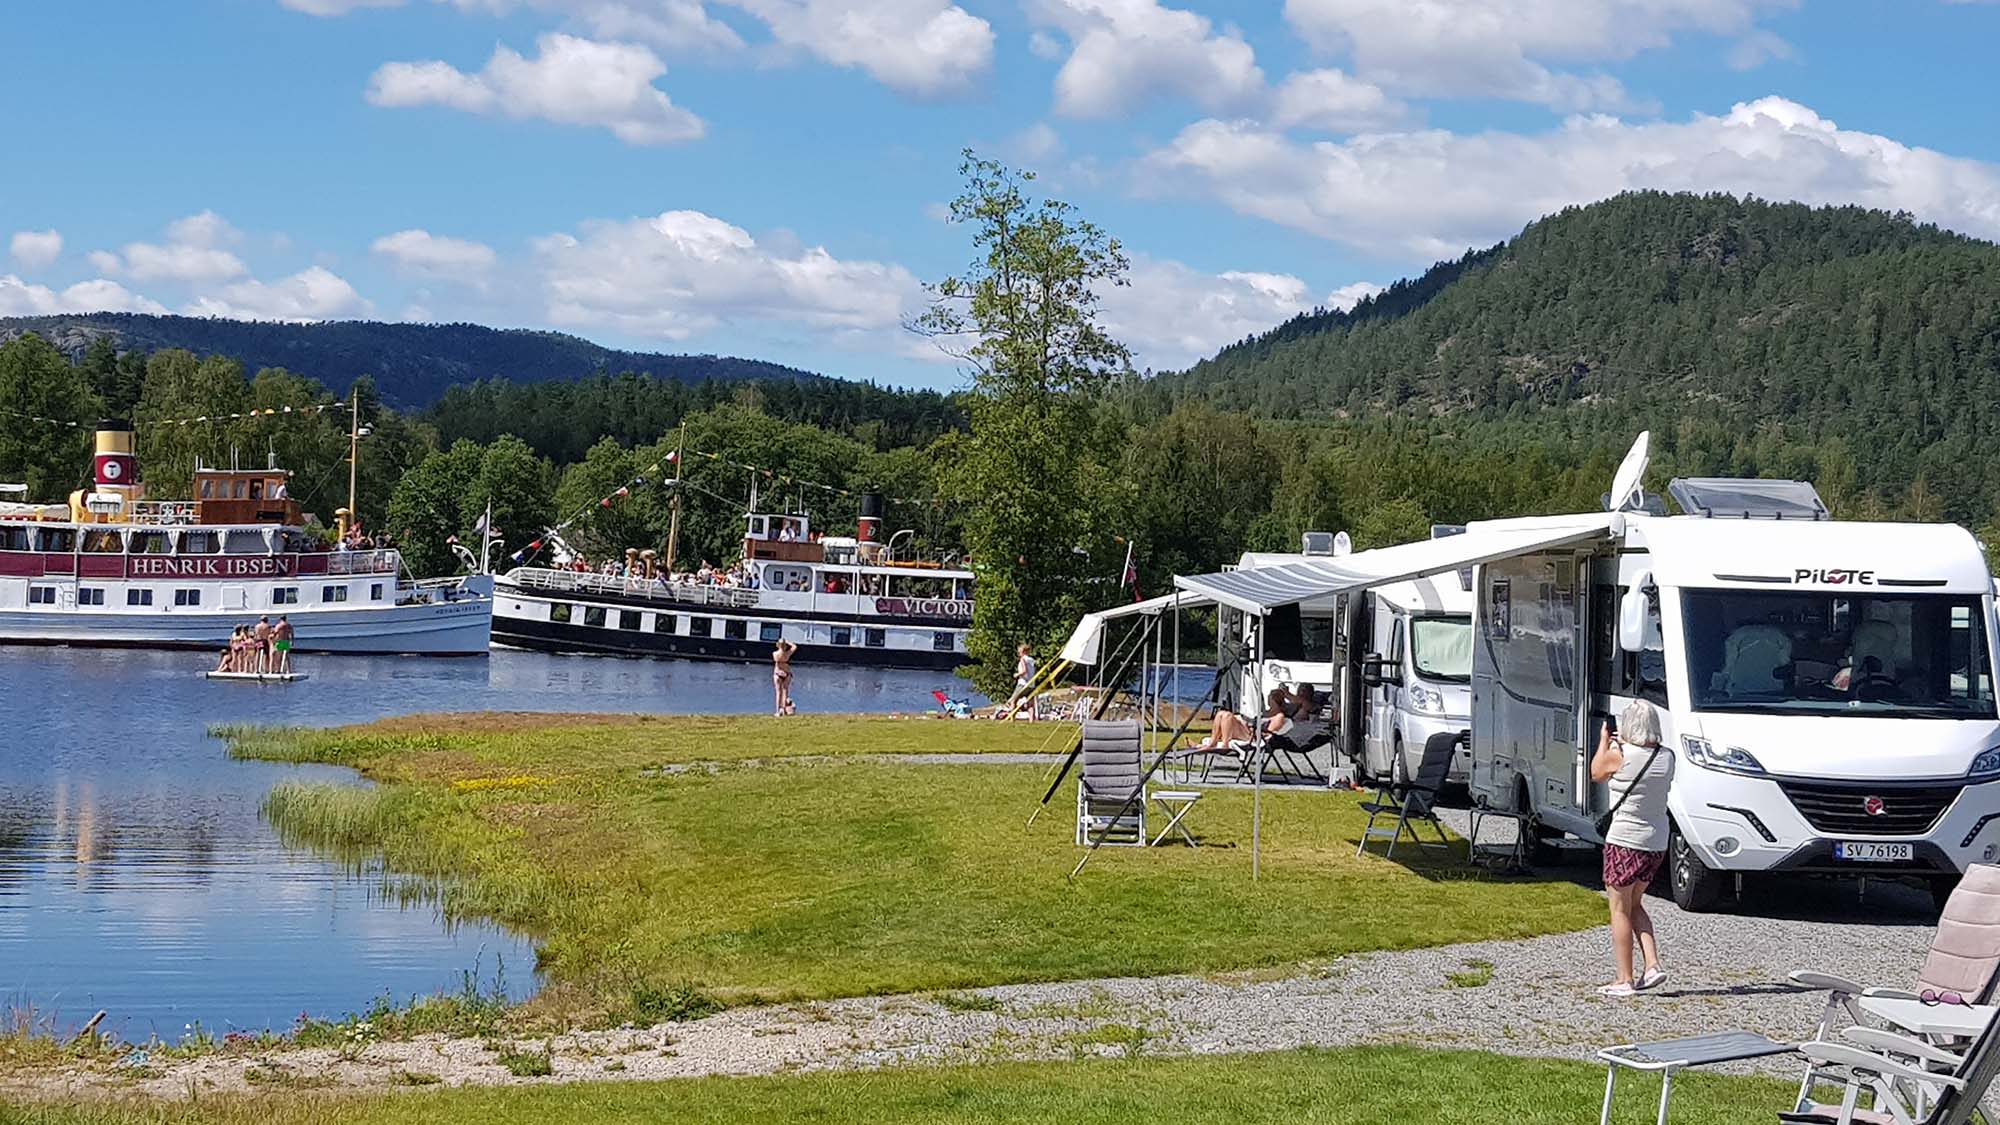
[1920,989,1969,1007]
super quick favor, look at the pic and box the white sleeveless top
[1605,740,1675,852]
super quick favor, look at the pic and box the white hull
[0,597,492,655]
[207,670,311,682]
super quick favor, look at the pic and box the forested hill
[0,313,821,408]
[1159,192,2000,520]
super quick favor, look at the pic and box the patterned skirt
[1602,843,1666,889]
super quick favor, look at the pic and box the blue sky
[3,1,1998,390]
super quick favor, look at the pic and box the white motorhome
[1223,536,1474,784]
[1470,467,2000,911]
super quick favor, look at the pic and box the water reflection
[2,646,967,1037]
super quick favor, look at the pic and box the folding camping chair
[1781,997,2000,1125]
[1788,863,2000,1110]
[1356,730,1457,858]
[1075,719,1201,848]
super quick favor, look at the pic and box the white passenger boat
[492,503,972,670]
[0,422,492,656]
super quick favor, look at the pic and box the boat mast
[663,421,686,573]
[346,394,360,535]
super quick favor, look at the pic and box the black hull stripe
[495,583,971,630]
[0,636,484,656]
[494,615,970,671]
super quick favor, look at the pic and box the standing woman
[1592,698,1675,997]
[772,638,797,716]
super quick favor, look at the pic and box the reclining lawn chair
[1075,719,1201,849]
[1782,1002,2000,1125]
[1356,730,1458,858]
[1261,721,1331,783]
[1789,864,2000,1108]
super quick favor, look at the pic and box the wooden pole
[663,422,686,573]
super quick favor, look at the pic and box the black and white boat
[491,504,972,669]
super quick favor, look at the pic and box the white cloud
[91,210,250,283]
[367,33,705,145]
[1100,256,1353,370]
[9,230,62,269]
[572,0,746,51]
[1009,122,1062,164]
[1727,29,1794,70]
[1282,0,1795,110]
[1327,280,1384,310]
[0,274,167,316]
[723,0,993,97]
[280,0,402,13]
[185,266,369,322]
[1144,96,2000,258]
[1030,0,1262,118]
[1271,68,1409,133]
[371,229,498,280]
[1028,29,1062,59]
[533,209,918,342]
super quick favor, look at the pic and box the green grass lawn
[4,1047,1789,1125]
[228,714,1605,1020]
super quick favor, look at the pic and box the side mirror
[1619,575,1655,653]
[1361,655,1399,687]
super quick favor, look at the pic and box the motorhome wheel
[1390,737,1408,788]
[1520,780,1561,866]
[1668,825,1724,912]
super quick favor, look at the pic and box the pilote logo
[1863,795,1887,817]
[1792,568,1876,585]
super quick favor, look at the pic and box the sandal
[1638,968,1667,990]
[1599,982,1637,998]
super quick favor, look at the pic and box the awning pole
[1253,618,1265,882]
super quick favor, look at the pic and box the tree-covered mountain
[0,313,824,409]
[1155,191,2000,525]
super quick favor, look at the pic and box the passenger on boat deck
[777,522,796,543]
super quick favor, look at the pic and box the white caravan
[1224,535,1474,783]
[1470,447,2000,911]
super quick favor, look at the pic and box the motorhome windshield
[1683,590,1996,719]
[1410,615,1471,683]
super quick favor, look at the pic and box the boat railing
[127,501,199,526]
[510,567,761,608]
[328,548,401,576]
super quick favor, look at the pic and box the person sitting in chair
[1189,688,1293,751]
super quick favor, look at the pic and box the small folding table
[1598,1031,1796,1125]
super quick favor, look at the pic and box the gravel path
[19,833,1948,1101]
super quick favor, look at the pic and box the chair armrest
[1799,1042,1965,1090]
[1859,987,1920,1001]
[1841,1027,1964,1067]
[1788,970,1867,995]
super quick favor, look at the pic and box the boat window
[819,570,856,595]
[249,480,264,500]
[759,622,782,643]
[824,544,857,566]
[1409,615,1472,684]
[724,619,747,640]
[224,529,268,555]
[129,530,173,555]
[933,631,955,652]
[276,528,316,554]
[831,625,852,646]
[29,586,56,605]
[584,606,606,627]
[619,610,642,630]
[953,579,972,600]
[1682,590,1995,719]
[174,588,201,607]
[230,479,245,499]
[273,588,298,605]
[864,628,886,648]
[321,585,348,603]
[371,583,385,601]
[550,603,572,623]
[179,530,222,554]
[81,528,123,553]
[765,565,812,592]
[127,589,153,606]
[0,527,28,551]
[79,587,105,606]
[199,479,213,499]
[689,616,711,637]
[858,573,886,597]
[653,613,675,634]
[34,527,75,552]
[888,575,952,599]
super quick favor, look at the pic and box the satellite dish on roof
[1607,431,1651,513]
[1332,531,1353,557]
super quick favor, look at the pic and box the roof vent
[1301,531,1335,556]
[1668,477,1830,521]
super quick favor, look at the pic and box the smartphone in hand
[1604,715,1619,739]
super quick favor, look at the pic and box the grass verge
[228,713,1604,1021]
[0,1046,1786,1124]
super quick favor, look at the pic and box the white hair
[1620,698,1663,748]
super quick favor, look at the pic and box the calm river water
[1,646,967,1039]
